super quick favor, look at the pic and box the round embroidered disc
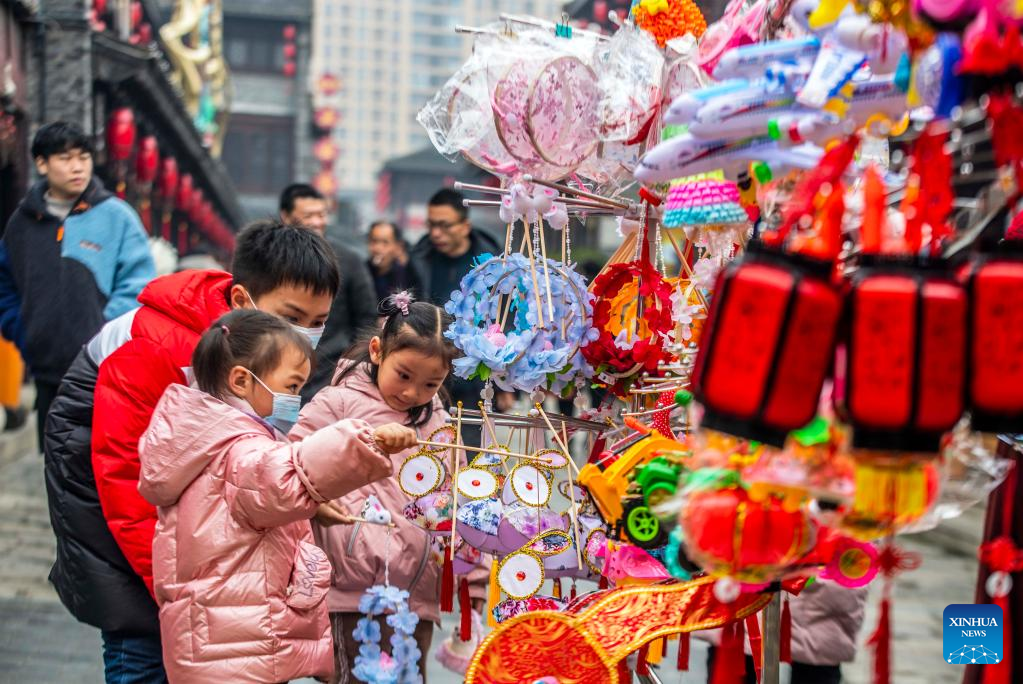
[457,468,499,499]
[509,464,552,507]
[497,551,545,599]
[398,454,444,497]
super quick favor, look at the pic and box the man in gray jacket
[279,184,377,401]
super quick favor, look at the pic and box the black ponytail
[193,309,313,401]
[336,292,460,427]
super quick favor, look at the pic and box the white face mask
[245,369,302,432]
[243,289,324,349]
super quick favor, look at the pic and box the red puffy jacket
[92,269,232,596]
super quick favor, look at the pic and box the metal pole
[762,592,782,684]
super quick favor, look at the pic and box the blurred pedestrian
[411,188,508,444]
[278,183,377,402]
[366,220,424,302]
[0,121,155,449]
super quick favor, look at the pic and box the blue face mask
[243,289,324,349]
[246,370,302,432]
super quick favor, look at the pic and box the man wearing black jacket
[411,188,507,445]
[278,184,378,401]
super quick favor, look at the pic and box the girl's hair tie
[220,325,230,335]
[392,290,413,316]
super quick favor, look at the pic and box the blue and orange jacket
[0,177,155,383]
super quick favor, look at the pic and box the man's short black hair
[427,188,468,222]
[231,219,340,299]
[368,220,403,243]
[31,122,94,159]
[279,183,325,214]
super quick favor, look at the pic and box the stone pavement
[0,417,983,683]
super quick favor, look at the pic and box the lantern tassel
[459,577,472,642]
[570,581,578,601]
[677,632,690,671]
[981,593,1011,684]
[636,644,650,676]
[440,553,454,613]
[780,596,792,664]
[867,595,892,684]
[746,613,763,679]
[487,561,500,628]
[712,619,746,684]
[552,578,562,600]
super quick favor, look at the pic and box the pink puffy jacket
[292,362,488,624]
[138,383,391,683]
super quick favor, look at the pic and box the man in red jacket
[44,219,340,683]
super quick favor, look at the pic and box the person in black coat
[411,188,514,445]
[278,184,378,402]
[366,220,425,302]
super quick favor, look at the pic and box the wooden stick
[450,402,463,560]
[537,220,555,324]
[665,229,710,313]
[563,421,583,570]
[524,175,631,210]
[478,402,512,476]
[535,404,580,477]
[418,440,551,463]
[523,224,547,328]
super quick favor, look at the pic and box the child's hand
[373,423,418,454]
[313,501,355,527]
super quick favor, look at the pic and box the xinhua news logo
[943,604,1003,665]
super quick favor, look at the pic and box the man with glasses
[411,188,503,444]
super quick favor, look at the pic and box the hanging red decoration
[314,107,341,130]
[964,251,1023,432]
[283,61,296,77]
[313,138,339,164]
[318,73,341,96]
[312,170,338,197]
[176,174,194,212]
[135,136,159,185]
[691,244,843,447]
[844,261,967,451]
[189,188,205,222]
[137,23,152,44]
[283,24,297,41]
[130,1,142,29]
[107,108,136,161]
[157,158,178,199]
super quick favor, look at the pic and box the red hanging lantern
[130,1,142,29]
[95,0,108,14]
[318,73,341,96]
[176,173,194,212]
[313,138,339,164]
[314,107,340,130]
[964,250,1023,433]
[678,484,815,583]
[283,43,297,59]
[593,0,608,23]
[843,259,967,452]
[283,61,297,78]
[283,24,297,41]
[312,170,338,198]
[135,136,159,185]
[189,188,205,222]
[137,23,152,44]
[107,108,136,162]
[691,244,844,447]
[158,157,179,199]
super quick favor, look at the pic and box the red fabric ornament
[680,487,815,582]
[135,136,159,185]
[677,632,690,671]
[441,553,454,613]
[107,108,136,162]
[459,577,472,641]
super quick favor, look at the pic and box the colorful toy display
[408,3,1023,683]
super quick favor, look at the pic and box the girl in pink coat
[293,293,481,684]
[138,309,417,683]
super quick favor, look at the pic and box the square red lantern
[844,258,968,451]
[963,251,1023,432]
[692,243,844,447]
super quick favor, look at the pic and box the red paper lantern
[314,107,340,129]
[283,24,297,41]
[283,43,297,59]
[107,108,136,162]
[176,174,194,212]
[158,157,179,199]
[692,244,844,447]
[679,486,815,583]
[283,61,296,77]
[844,260,967,451]
[964,253,1023,432]
[95,0,107,14]
[318,73,341,96]
[593,0,608,23]
[135,136,159,184]
[189,188,204,222]
[312,170,337,197]
[137,23,152,44]
[130,1,142,28]
[313,138,339,164]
